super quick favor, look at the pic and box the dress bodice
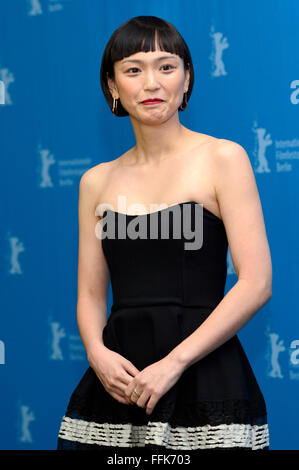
[101,201,228,313]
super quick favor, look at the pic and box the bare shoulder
[79,161,110,187]
[79,160,116,198]
[211,138,251,166]
[207,138,253,187]
[78,161,113,217]
[188,130,219,151]
[185,132,226,164]
[180,131,220,169]
[209,138,257,206]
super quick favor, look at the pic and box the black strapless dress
[57,201,269,450]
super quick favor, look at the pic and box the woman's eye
[126,68,139,73]
[161,64,176,71]
[126,64,176,74]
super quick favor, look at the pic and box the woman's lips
[141,99,164,105]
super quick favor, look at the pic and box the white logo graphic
[50,322,66,360]
[290,80,299,104]
[0,341,5,365]
[290,340,299,380]
[268,332,285,378]
[266,329,299,380]
[37,146,92,187]
[19,405,35,443]
[253,121,299,172]
[39,147,55,187]
[27,0,66,15]
[0,80,5,104]
[210,27,229,77]
[48,318,85,361]
[290,340,299,365]
[27,0,43,15]
[0,68,14,105]
[48,0,64,12]
[9,237,25,275]
[252,123,272,173]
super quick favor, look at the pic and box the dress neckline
[103,201,223,224]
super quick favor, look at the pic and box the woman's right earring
[112,97,118,115]
[179,91,188,111]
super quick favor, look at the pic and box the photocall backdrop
[0,0,298,450]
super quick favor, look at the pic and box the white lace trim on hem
[58,415,269,450]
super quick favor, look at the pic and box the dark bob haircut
[100,16,194,117]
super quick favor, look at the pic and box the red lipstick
[141,98,164,105]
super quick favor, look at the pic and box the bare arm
[167,140,273,370]
[75,164,140,405]
[76,165,110,361]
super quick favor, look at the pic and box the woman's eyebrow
[121,55,178,64]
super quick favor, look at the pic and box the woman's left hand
[124,356,185,415]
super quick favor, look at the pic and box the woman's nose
[143,71,160,90]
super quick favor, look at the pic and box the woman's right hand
[88,344,141,405]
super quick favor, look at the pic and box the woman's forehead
[119,50,181,64]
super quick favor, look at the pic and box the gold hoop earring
[112,97,118,115]
[179,91,188,111]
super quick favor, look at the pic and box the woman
[57,16,272,451]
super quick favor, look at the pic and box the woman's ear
[107,74,119,99]
[184,66,190,93]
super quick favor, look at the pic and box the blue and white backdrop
[0,0,298,450]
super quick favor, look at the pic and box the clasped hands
[124,356,184,415]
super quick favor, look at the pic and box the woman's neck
[128,116,191,166]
